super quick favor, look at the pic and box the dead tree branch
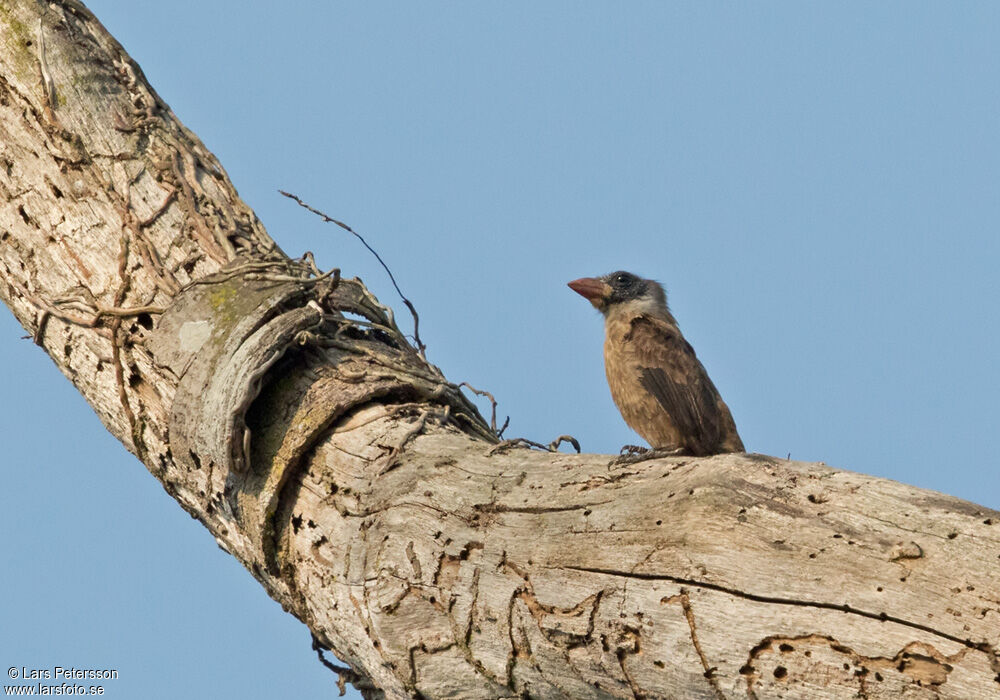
[0,3,997,699]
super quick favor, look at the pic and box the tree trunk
[2,2,998,698]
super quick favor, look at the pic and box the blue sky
[3,3,999,698]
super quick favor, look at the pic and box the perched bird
[568,271,744,457]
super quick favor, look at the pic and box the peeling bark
[2,2,999,699]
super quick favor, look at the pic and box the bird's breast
[602,315,681,448]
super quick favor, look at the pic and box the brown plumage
[568,271,744,456]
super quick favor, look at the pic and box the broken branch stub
[146,260,494,578]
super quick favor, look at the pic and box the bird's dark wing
[628,315,727,455]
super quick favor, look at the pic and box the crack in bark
[106,222,154,460]
[474,501,611,515]
[405,541,423,582]
[564,565,998,663]
[864,512,978,543]
[407,641,456,692]
[422,543,513,690]
[614,636,642,700]
[660,590,725,700]
[449,564,509,688]
[377,407,444,475]
[500,555,640,698]
[505,584,529,689]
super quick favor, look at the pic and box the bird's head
[567,271,668,319]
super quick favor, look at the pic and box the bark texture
[2,3,999,699]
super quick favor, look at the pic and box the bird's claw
[611,444,652,466]
[610,445,685,467]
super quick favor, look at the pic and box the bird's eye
[615,274,630,285]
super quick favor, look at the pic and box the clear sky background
[3,3,999,699]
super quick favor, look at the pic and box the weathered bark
[2,3,999,699]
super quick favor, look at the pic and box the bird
[568,271,744,458]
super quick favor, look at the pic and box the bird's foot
[610,445,685,467]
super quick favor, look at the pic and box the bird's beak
[568,277,612,308]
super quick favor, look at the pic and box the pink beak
[568,277,610,302]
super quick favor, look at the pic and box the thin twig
[176,259,333,292]
[458,382,498,434]
[301,250,322,278]
[326,314,408,349]
[8,273,111,337]
[488,433,581,456]
[548,435,581,453]
[95,304,167,317]
[311,634,358,697]
[378,407,450,476]
[488,437,551,455]
[138,187,177,227]
[279,190,426,356]
[173,152,232,262]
